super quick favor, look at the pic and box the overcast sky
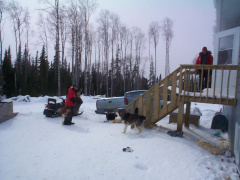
[3,0,216,78]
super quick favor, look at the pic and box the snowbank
[0,96,239,180]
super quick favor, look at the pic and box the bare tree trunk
[71,26,75,84]
[55,0,61,96]
[165,42,170,77]
[162,17,173,77]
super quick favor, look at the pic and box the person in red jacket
[63,85,78,125]
[196,47,213,90]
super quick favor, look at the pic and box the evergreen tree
[15,45,22,94]
[2,47,15,97]
[39,45,48,95]
[60,57,71,95]
[113,48,123,96]
[91,64,97,95]
[22,44,29,94]
[27,54,39,96]
[159,74,162,81]
[47,62,57,96]
[148,56,155,88]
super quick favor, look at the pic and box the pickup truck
[95,90,147,114]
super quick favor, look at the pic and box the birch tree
[149,21,160,82]
[162,17,173,77]
[59,5,69,69]
[132,26,145,89]
[119,24,129,93]
[97,9,110,96]
[109,12,120,96]
[39,0,61,96]
[6,0,28,64]
[37,12,49,61]
[67,0,83,86]
[80,0,97,95]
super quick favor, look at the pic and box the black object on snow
[211,113,228,132]
[43,98,65,118]
[167,130,183,137]
[106,113,117,120]
[122,147,133,152]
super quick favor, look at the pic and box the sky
[2,0,216,78]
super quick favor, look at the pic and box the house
[214,0,240,173]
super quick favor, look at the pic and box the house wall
[214,0,240,173]
[223,73,240,172]
[215,0,240,33]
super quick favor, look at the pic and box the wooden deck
[124,64,239,131]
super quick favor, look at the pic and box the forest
[0,0,173,98]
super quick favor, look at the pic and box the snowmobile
[43,98,65,118]
[43,97,83,118]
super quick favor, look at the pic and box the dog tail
[60,106,70,115]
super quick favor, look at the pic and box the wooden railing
[179,65,239,105]
[124,65,239,127]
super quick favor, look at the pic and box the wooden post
[171,71,177,104]
[163,78,168,113]
[154,85,160,119]
[139,95,143,115]
[144,91,152,126]
[184,102,191,128]
[177,101,184,131]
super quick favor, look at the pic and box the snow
[0,96,239,180]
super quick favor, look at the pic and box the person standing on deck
[196,47,213,90]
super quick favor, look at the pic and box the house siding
[214,0,240,173]
[223,64,240,172]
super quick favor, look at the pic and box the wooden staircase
[124,65,239,131]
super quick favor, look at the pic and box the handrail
[125,65,239,126]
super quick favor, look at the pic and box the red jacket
[196,51,213,65]
[65,87,77,107]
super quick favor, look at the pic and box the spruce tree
[39,45,48,95]
[148,56,155,88]
[2,47,15,97]
[22,44,29,94]
[91,64,97,95]
[15,45,22,94]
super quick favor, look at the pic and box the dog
[60,106,71,124]
[117,108,146,134]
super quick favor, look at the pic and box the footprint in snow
[135,163,148,171]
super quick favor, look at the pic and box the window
[217,35,234,65]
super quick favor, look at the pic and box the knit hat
[202,47,207,51]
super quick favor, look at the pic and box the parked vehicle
[43,98,65,118]
[124,90,147,105]
[95,90,147,115]
[95,97,125,114]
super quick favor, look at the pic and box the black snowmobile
[43,97,83,118]
[43,98,65,117]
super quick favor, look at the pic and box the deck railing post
[178,66,183,101]
[185,102,191,128]
[154,84,160,119]
[177,101,184,131]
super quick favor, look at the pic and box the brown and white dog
[118,108,146,134]
[60,106,71,124]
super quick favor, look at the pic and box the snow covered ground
[0,95,239,180]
